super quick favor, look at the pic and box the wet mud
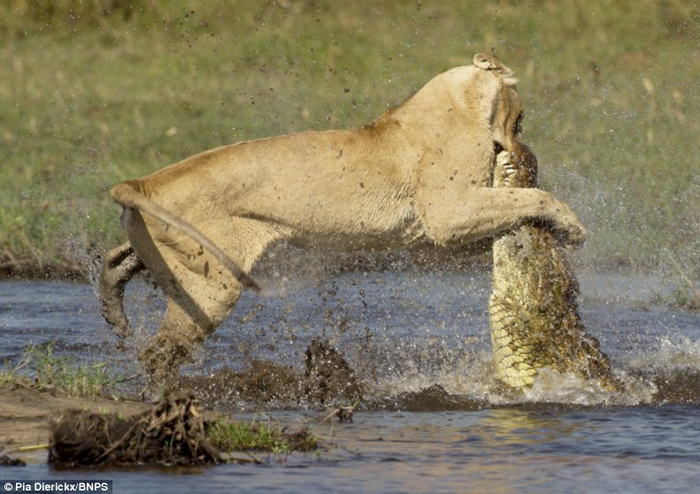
[0,454,26,467]
[178,339,363,409]
[178,340,493,412]
[373,384,490,412]
[647,368,700,405]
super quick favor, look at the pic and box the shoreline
[0,382,152,464]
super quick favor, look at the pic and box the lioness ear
[473,53,517,85]
[473,53,502,70]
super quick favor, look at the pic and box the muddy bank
[1,383,323,468]
[49,390,220,467]
[0,339,361,466]
[0,254,84,281]
[0,382,151,463]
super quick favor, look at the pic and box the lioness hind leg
[99,242,145,338]
[138,260,244,380]
[125,211,291,379]
[139,299,225,381]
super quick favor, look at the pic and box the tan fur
[99,53,585,378]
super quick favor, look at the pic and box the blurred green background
[0,0,698,297]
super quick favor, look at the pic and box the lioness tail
[110,182,260,292]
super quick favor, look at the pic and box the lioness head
[472,53,524,158]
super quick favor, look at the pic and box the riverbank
[0,382,151,463]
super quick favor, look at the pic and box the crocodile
[489,143,615,390]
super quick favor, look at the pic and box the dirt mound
[0,454,26,466]
[49,389,220,467]
[303,338,363,404]
[180,339,363,409]
[650,368,700,405]
[369,384,489,412]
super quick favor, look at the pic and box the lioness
[99,53,585,378]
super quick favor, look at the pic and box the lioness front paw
[555,216,587,248]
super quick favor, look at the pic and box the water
[1,271,700,493]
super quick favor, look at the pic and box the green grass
[207,416,318,454]
[0,342,117,398]
[0,0,698,281]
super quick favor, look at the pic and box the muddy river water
[1,270,700,493]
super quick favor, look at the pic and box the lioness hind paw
[139,337,194,382]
